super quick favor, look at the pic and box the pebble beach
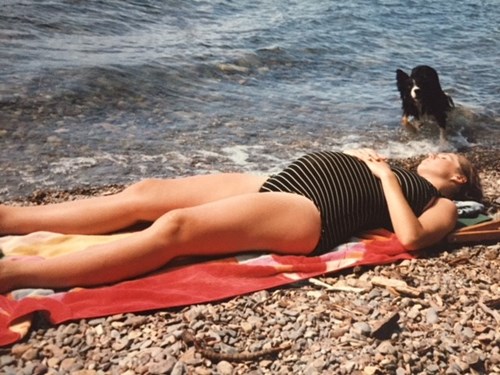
[2,1,500,373]
[0,147,498,375]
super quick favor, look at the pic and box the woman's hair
[455,156,483,201]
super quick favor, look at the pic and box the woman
[0,149,482,292]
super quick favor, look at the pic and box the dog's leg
[435,112,449,147]
[439,127,453,152]
[401,115,418,133]
[438,128,450,150]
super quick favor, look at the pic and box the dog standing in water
[396,65,455,144]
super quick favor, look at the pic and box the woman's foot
[0,258,33,294]
[0,259,16,294]
[0,204,7,235]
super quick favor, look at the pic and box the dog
[396,65,454,143]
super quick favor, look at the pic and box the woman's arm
[344,149,457,250]
[377,171,457,249]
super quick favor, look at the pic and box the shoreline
[7,146,500,211]
[1,147,499,374]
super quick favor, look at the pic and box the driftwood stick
[181,330,291,362]
[484,297,500,309]
[478,301,500,325]
[370,276,422,297]
[309,277,365,293]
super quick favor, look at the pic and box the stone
[425,308,439,324]
[216,361,234,375]
[21,348,39,361]
[11,344,32,357]
[0,355,16,366]
[148,357,176,374]
[240,321,253,333]
[352,321,372,336]
[171,361,186,375]
[371,312,400,340]
[376,341,396,355]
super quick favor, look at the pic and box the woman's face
[417,153,463,178]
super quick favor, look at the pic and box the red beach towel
[0,229,411,346]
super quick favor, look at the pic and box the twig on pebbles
[370,276,422,297]
[308,277,365,293]
[181,330,291,362]
[478,300,500,325]
[484,297,500,309]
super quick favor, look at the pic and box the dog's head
[409,65,444,101]
[396,65,446,105]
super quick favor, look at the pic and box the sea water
[1,0,499,200]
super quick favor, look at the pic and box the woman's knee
[148,209,187,246]
[123,179,162,197]
[120,179,165,216]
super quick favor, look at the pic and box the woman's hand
[344,148,392,179]
[345,148,456,250]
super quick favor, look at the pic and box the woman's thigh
[152,191,322,257]
[130,173,268,220]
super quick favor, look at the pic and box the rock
[340,360,357,373]
[148,357,176,374]
[426,363,440,373]
[461,327,475,340]
[0,355,16,366]
[32,364,49,375]
[215,361,234,375]
[425,308,439,324]
[240,321,253,333]
[376,341,396,355]
[352,321,372,336]
[407,304,422,320]
[464,351,480,365]
[371,311,400,340]
[60,358,77,372]
[171,361,186,375]
[47,357,61,367]
[123,315,148,328]
[62,323,79,335]
[112,337,131,351]
[21,348,39,361]
[11,343,32,357]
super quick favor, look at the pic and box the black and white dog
[396,65,454,143]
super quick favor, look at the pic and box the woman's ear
[451,174,467,185]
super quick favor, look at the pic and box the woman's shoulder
[426,196,458,216]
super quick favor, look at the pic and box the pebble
[216,361,234,375]
[352,321,372,336]
[425,307,439,324]
[376,341,396,355]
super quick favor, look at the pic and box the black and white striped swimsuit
[259,151,439,254]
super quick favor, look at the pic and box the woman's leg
[0,173,267,235]
[0,192,321,292]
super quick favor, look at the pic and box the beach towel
[0,229,411,346]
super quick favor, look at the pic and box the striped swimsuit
[259,151,439,254]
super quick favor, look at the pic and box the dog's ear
[396,69,410,93]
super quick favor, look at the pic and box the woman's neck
[420,173,455,199]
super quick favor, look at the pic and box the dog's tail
[446,94,455,109]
